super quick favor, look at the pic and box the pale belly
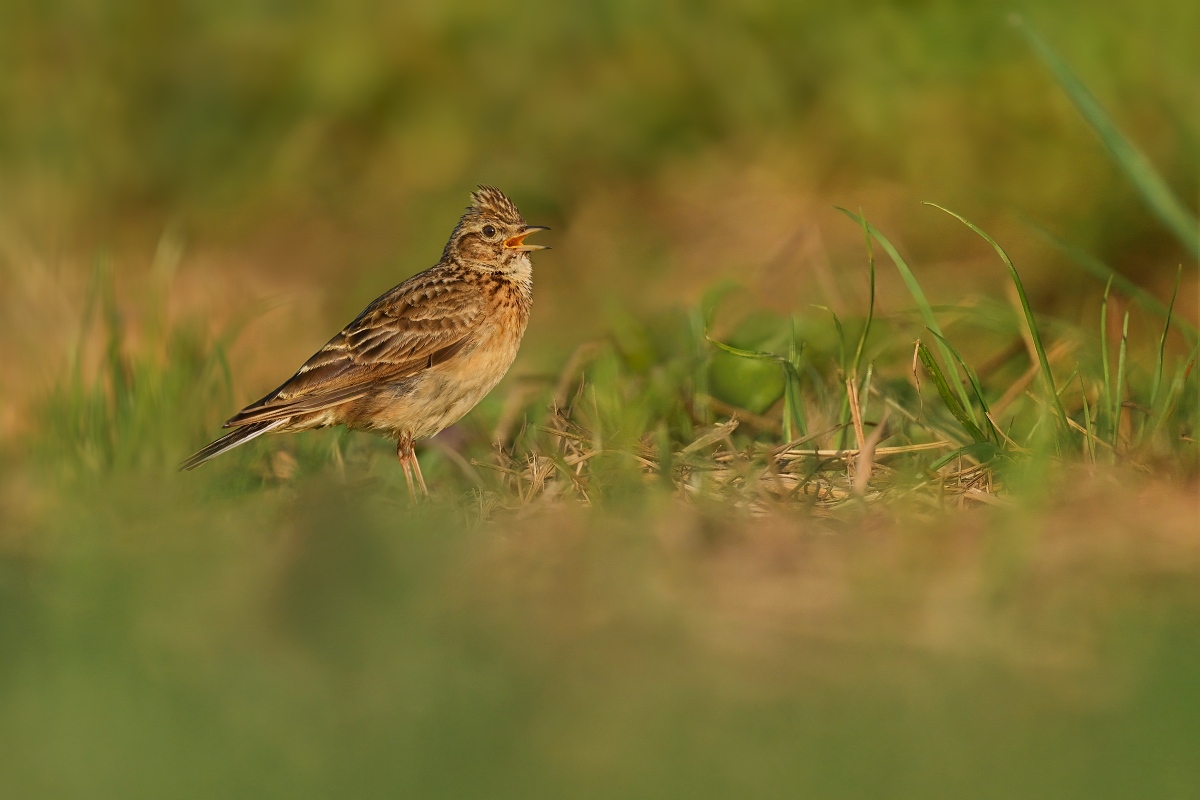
[342,318,525,441]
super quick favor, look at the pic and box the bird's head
[445,186,548,275]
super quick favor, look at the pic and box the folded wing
[225,271,483,428]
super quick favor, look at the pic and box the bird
[181,185,548,498]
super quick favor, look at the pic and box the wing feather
[225,268,484,428]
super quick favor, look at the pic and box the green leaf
[707,341,787,415]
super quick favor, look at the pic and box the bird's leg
[411,450,429,497]
[397,438,416,502]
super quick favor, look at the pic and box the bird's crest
[468,185,525,225]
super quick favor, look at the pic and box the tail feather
[179,419,286,471]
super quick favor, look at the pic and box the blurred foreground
[2,468,1198,799]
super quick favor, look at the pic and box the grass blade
[925,203,1071,438]
[1152,341,1199,438]
[828,211,879,450]
[707,335,782,362]
[926,329,998,444]
[929,441,1001,472]
[916,341,988,444]
[784,317,807,441]
[859,362,873,423]
[836,207,977,423]
[813,303,855,448]
[811,304,847,372]
[1028,222,1197,342]
[1149,265,1182,412]
[849,209,876,380]
[1100,277,1114,440]
[1114,311,1130,450]
[1013,15,1200,260]
[1078,375,1096,464]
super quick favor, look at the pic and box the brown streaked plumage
[181,186,548,497]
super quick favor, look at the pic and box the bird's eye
[482,224,497,238]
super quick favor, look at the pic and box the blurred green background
[0,1,1198,798]
[1,0,1196,380]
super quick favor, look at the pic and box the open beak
[504,225,550,251]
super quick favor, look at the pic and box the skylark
[181,186,547,497]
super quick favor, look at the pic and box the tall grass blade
[927,329,998,444]
[811,304,846,372]
[1028,222,1197,342]
[1013,16,1200,260]
[784,317,807,441]
[916,341,987,444]
[1078,375,1096,464]
[781,374,797,443]
[925,203,1071,437]
[859,362,873,423]
[1100,277,1114,440]
[1114,311,1130,450]
[1149,265,1181,412]
[835,207,977,422]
